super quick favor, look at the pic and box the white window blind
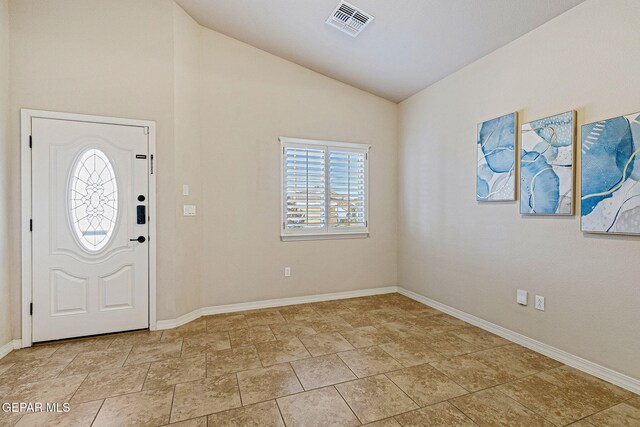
[281,137,369,240]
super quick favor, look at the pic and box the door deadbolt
[130,236,146,243]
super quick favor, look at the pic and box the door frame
[20,109,157,347]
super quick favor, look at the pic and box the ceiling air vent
[326,1,374,38]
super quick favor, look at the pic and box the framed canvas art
[520,111,576,215]
[581,111,640,234]
[477,112,517,201]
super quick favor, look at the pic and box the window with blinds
[280,137,369,240]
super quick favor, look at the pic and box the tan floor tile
[278,386,360,427]
[363,418,402,426]
[14,400,102,427]
[278,305,320,322]
[93,387,173,427]
[71,364,149,403]
[299,332,354,356]
[471,344,562,379]
[269,322,317,341]
[237,364,303,405]
[451,326,510,349]
[229,326,276,347]
[59,345,132,377]
[386,363,468,406]
[182,332,231,356]
[451,388,554,426]
[431,355,512,391]
[395,401,476,427]
[207,346,262,377]
[171,375,241,422]
[108,330,162,348]
[537,366,633,411]
[2,345,60,363]
[0,358,69,385]
[207,400,284,426]
[3,375,86,410]
[206,314,249,332]
[161,320,207,340]
[337,346,403,378]
[627,397,640,410]
[305,319,355,334]
[244,310,286,327]
[334,313,375,328]
[379,339,443,367]
[498,375,599,425]
[291,354,357,390]
[255,337,310,367]
[585,400,640,426]
[424,334,483,357]
[0,411,22,427]
[162,417,207,427]
[49,338,114,360]
[335,375,418,424]
[144,354,206,389]
[430,313,469,327]
[566,421,596,427]
[340,326,394,348]
[0,362,15,376]
[125,338,183,365]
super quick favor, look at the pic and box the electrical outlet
[284,267,291,277]
[517,289,528,306]
[535,295,545,311]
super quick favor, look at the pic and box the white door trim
[21,109,157,347]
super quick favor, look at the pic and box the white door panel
[32,118,149,342]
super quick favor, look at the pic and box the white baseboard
[397,287,640,394]
[0,339,23,360]
[155,286,399,330]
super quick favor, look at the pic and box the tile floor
[0,293,638,426]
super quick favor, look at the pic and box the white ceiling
[175,0,584,102]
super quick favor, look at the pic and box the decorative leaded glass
[69,148,118,251]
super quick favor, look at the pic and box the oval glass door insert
[69,148,119,251]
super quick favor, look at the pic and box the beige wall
[196,29,398,308]
[5,0,398,338]
[8,0,179,332]
[398,0,640,379]
[0,0,12,348]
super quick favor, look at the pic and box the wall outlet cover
[183,205,196,216]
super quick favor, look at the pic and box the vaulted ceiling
[176,0,584,102]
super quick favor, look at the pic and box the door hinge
[30,303,33,316]
[29,135,32,148]
[29,219,32,232]
[150,154,154,174]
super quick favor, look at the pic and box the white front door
[31,117,150,342]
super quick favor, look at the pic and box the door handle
[130,236,146,243]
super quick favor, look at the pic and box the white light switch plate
[517,289,528,306]
[182,184,190,196]
[183,205,196,216]
[284,267,291,277]
[535,295,545,311]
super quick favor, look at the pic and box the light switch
[183,205,196,216]
[517,289,528,306]
[182,184,189,196]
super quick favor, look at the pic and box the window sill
[281,232,369,242]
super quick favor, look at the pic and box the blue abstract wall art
[581,111,640,234]
[477,112,517,201]
[520,111,575,215]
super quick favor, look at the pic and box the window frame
[280,137,370,241]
